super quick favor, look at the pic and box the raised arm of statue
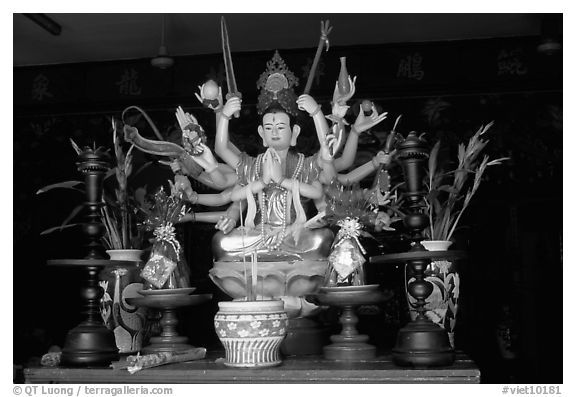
[353,102,388,135]
[189,143,238,189]
[215,97,242,169]
[317,143,394,186]
[171,175,233,206]
[174,180,241,235]
[194,82,242,157]
[124,124,224,192]
[297,94,330,149]
[336,150,394,185]
[331,75,357,116]
[333,103,388,171]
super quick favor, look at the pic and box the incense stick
[238,199,252,301]
[251,250,258,300]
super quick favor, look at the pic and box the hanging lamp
[151,14,174,69]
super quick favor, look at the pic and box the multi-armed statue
[123,21,392,358]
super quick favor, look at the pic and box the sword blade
[221,16,238,96]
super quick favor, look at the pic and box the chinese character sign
[116,68,142,96]
[397,53,425,81]
[32,74,54,101]
[497,48,528,77]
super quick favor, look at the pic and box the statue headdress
[256,51,300,117]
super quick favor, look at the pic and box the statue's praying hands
[267,149,284,184]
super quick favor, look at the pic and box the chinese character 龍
[116,68,142,96]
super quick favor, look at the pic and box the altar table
[24,352,480,384]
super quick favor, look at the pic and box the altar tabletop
[24,352,480,384]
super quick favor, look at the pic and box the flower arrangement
[37,117,149,250]
[323,181,382,286]
[99,119,148,250]
[324,180,379,227]
[424,122,508,241]
[139,187,190,289]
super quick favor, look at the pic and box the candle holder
[48,146,120,367]
[76,146,111,259]
[126,293,212,354]
[312,285,384,361]
[372,132,455,367]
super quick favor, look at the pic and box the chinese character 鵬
[397,53,425,81]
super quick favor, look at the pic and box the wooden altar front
[24,352,479,384]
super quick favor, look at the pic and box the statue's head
[258,106,301,150]
[256,51,301,151]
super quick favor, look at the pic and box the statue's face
[260,111,292,150]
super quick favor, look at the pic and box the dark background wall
[13,35,562,382]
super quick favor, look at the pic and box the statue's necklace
[255,152,304,250]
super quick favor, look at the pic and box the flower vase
[214,300,288,367]
[406,241,460,348]
[337,57,351,97]
[99,249,148,354]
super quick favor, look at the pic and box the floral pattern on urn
[214,312,287,339]
[214,300,288,368]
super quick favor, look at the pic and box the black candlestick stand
[389,132,454,367]
[49,146,120,367]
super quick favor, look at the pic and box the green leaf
[36,180,84,194]
[70,139,82,155]
[103,168,116,180]
[426,189,440,203]
[457,143,466,165]
[428,141,441,182]
[436,185,457,194]
[61,204,85,227]
[40,223,80,235]
[431,196,443,217]
[132,162,154,179]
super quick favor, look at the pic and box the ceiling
[14,13,545,67]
